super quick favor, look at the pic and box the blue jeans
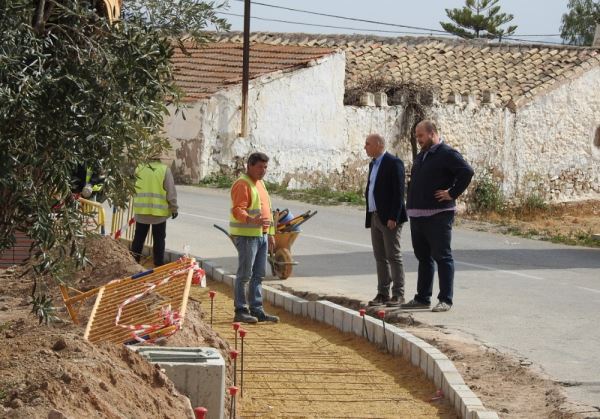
[233,235,267,312]
[409,211,455,305]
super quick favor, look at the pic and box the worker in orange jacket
[229,152,279,324]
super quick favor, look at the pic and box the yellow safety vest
[229,174,274,236]
[133,162,170,217]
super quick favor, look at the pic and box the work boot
[386,295,405,307]
[233,310,258,324]
[401,299,431,309]
[250,309,279,323]
[368,294,389,306]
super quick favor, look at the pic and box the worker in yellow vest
[230,152,279,323]
[131,158,178,267]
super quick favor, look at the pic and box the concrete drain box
[132,347,225,419]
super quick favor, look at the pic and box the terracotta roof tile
[211,32,600,108]
[172,41,335,102]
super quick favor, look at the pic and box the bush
[470,172,505,213]
[521,193,548,213]
[198,173,235,188]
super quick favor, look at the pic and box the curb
[165,249,499,419]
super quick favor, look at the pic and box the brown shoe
[368,294,389,306]
[386,296,405,307]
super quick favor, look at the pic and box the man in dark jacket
[403,120,474,312]
[364,134,408,307]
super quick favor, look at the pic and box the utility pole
[241,0,251,137]
[593,24,600,48]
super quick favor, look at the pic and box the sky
[216,0,570,45]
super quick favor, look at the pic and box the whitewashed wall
[165,52,600,202]
[431,101,515,198]
[510,66,600,201]
[164,52,348,187]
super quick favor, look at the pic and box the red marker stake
[230,350,239,386]
[228,386,239,419]
[232,322,241,350]
[359,309,369,341]
[378,310,389,353]
[194,407,208,419]
[238,328,247,398]
[208,291,216,326]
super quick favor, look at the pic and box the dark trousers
[131,221,166,266]
[410,211,455,305]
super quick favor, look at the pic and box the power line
[512,34,562,37]
[231,0,567,45]
[232,0,448,34]
[500,37,566,45]
[217,12,454,36]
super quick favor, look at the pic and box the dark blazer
[365,152,408,228]
[406,142,474,210]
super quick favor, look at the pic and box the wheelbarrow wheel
[273,248,293,280]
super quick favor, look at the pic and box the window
[595,126,600,148]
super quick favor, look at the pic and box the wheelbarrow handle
[278,210,318,232]
[213,224,236,246]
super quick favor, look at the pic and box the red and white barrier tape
[175,257,206,287]
[114,217,135,240]
[114,258,204,344]
[115,275,182,345]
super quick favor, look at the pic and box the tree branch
[32,0,47,34]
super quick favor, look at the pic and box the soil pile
[0,236,231,419]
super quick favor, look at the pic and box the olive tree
[0,0,229,298]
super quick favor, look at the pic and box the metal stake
[378,310,389,353]
[359,309,369,341]
[239,328,247,398]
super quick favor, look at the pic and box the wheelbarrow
[213,209,317,280]
[269,209,317,279]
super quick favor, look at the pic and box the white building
[166,33,600,202]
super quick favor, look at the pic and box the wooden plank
[178,265,195,328]
[83,287,105,340]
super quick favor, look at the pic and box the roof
[212,32,600,108]
[171,42,335,101]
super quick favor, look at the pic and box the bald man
[364,134,408,307]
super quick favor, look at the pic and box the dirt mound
[0,303,195,418]
[74,236,144,289]
[0,237,232,418]
[0,236,143,301]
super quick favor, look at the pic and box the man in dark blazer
[364,133,408,307]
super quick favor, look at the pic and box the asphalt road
[125,186,600,408]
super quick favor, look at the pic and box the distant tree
[440,0,518,41]
[560,0,600,46]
